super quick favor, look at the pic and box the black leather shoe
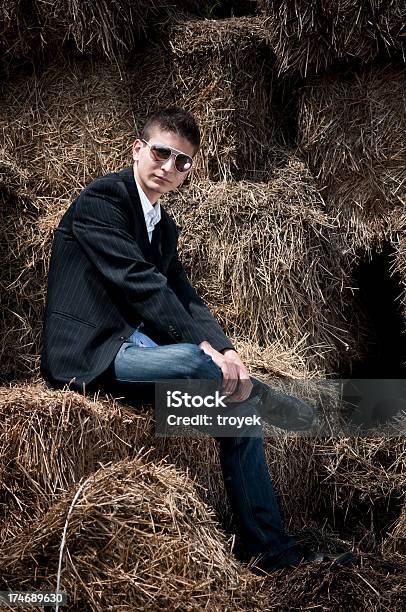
[301,548,358,566]
[251,546,358,574]
[250,547,301,574]
[258,387,316,431]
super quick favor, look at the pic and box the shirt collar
[134,176,161,225]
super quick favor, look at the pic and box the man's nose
[161,155,176,172]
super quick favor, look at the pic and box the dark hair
[141,107,200,152]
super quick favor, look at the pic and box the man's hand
[199,342,253,402]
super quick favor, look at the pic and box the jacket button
[119,336,125,341]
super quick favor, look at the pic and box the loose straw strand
[55,476,93,612]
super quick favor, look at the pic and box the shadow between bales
[347,241,406,379]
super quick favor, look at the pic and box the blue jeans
[103,334,299,563]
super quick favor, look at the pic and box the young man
[41,107,356,571]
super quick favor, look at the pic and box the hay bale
[0,58,134,205]
[257,553,406,612]
[313,426,406,544]
[259,0,405,77]
[298,64,406,252]
[0,455,258,610]
[319,431,406,506]
[34,0,151,60]
[157,16,280,180]
[0,1,205,66]
[163,157,360,375]
[33,0,206,62]
[0,382,151,542]
[0,152,40,379]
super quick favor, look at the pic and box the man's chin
[149,179,173,193]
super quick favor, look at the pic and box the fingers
[215,352,253,402]
[220,361,239,397]
[224,368,253,403]
[227,379,253,403]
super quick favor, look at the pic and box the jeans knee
[179,344,222,381]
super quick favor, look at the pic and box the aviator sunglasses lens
[175,154,192,172]
[151,145,172,161]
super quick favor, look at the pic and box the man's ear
[132,139,142,161]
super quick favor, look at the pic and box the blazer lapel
[119,166,154,262]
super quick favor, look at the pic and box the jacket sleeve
[72,177,209,345]
[166,235,235,353]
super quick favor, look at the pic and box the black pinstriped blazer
[40,166,234,391]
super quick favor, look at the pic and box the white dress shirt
[134,176,161,243]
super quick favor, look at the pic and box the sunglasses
[141,139,193,173]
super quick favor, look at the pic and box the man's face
[132,127,196,203]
